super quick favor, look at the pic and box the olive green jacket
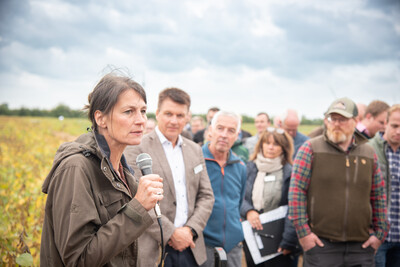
[40,131,153,267]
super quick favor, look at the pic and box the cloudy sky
[0,0,399,119]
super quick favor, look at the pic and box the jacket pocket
[98,190,124,222]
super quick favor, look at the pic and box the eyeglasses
[267,127,285,134]
[326,115,349,125]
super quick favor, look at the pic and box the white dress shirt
[155,127,188,227]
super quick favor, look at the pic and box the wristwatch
[189,226,198,241]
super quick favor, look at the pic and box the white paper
[242,205,288,264]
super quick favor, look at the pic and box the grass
[241,123,320,136]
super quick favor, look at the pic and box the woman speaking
[40,73,163,266]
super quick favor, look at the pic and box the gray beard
[326,129,351,144]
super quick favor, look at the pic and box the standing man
[201,111,247,267]
[125,88,215,267]
[357,100,390,139]
[191,116,206,136]
[193,107,220,145]
[288,97,389,266]
[244,112,270,155]
[281,109,309,158]
[369,104,400,267]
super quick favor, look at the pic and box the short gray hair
[211,111,241,133]
[281,109,299,126]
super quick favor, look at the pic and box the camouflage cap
[325,97,358,118]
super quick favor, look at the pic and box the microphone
[136,153,162,218]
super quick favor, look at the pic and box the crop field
[0,116,317,266]
[0,116,90,266]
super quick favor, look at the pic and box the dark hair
[208,107,220,113]
[84,73,146,130]
[256,112,270,123]
[157,87,191,110]
[365,100,390,118]
[250,129,294,165]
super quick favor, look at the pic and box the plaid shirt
[288,138,388,241]
[386,145,400,242]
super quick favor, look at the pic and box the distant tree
[147,113,156,119]
[301,115,323,125]
[17,107,31,116]
[241,115,254,123]
[70,109,86,118]
[0,103,10,115]
[51,104,70,117]
[31,108,44,117]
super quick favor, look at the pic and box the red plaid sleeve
[288,141,313,238]
[371,153,389,241]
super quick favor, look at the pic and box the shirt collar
[356,122,370,136]
[378,131,385,140]
[155,126,183,147]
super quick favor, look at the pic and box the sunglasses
[267,127,285,134]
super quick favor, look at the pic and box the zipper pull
[346,157,350,167]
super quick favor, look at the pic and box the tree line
[0,103,323,125]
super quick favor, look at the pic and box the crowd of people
[40,72,398,267]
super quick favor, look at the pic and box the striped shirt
[386,145,400,242]
[288,138,388,241]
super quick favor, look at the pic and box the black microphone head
[136,153,152,175]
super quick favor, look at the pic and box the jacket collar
[93,130,134,175]
[202,142,241,165]
[322,129,367,153]
[154,126,183,147]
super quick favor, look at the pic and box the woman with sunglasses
[241,127,299,267]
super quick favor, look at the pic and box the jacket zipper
[205,156,233,248]
[343,156,350,240]
[104,157,132,198]
[310,196,315,228]
[221,166,227,248]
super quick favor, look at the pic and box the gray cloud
[0,0,399,117]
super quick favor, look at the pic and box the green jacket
[40,131,153,266]
[231,139,249,163]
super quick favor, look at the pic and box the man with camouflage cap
[288,97,389,266]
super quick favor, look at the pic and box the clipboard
[242,206,287,264]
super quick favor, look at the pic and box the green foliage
[0,103,325,128]
[301,115,323,125]
[0,103,86,118]
[16,253,33,266]
[0,116,90,266]
[147,112,156,119]
[241,115,254,123]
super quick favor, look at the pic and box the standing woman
[40,73,163,266]
[240,127,299,267]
